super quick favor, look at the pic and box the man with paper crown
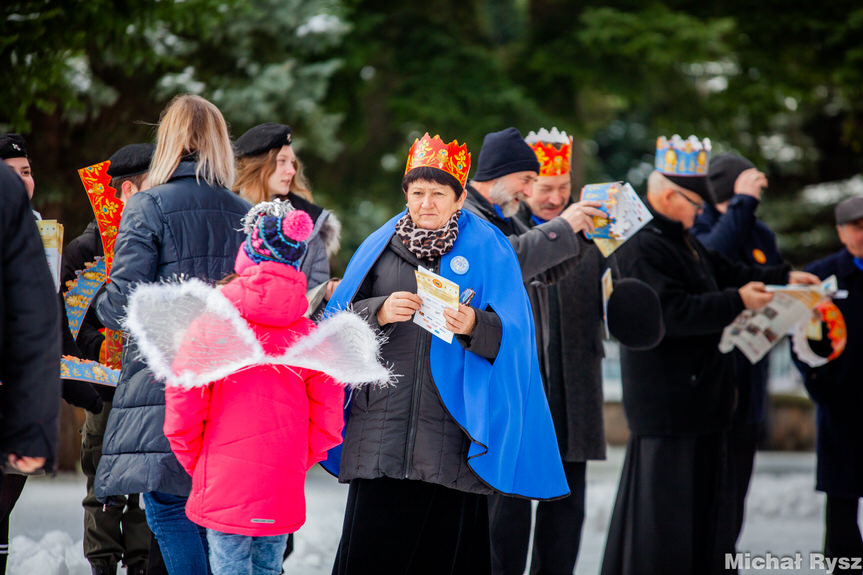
[690,152,787,562]
[464,127,606,575]
[601,135,818,575]
[482,127,606,575]
[323,133,568,574]
[792,196,863,570]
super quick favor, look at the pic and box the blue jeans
[143,491,210,575]
[206,530,288,575]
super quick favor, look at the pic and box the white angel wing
[126,279,392,389]
[125,279,265,389]
[275,310,393,388]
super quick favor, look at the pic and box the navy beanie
[472,127,540,182]
[708,153,755,204]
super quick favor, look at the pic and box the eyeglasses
[674,190,704,211]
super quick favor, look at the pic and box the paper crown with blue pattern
[240,199,312,270]
[655,134,711,176]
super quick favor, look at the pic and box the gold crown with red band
[405,133,471,187]
[525,128,573,176]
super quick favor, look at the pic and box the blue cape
[322,209,568,500]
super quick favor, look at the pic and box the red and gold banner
[77,161,123,276]
[78,160,125,369]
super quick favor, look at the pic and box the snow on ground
[8,448,848,575]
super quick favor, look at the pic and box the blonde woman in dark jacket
[94,94,250,575]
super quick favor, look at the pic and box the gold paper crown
[525,128,573,177]
[405,133,471,187]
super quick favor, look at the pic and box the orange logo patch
[752,249,767,264]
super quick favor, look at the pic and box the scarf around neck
[395,209,461,260]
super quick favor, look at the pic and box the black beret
[835,196,863,225]
[708,153,756,204]
[106,143,155,179]
[234,123,293,158]
[0,133,28,160]
[607,278,665,350]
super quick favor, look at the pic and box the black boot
[90,563,117,575]
[126,562,147,575]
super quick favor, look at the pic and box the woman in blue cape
[325,134,567,575]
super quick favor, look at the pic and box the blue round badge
[450,255,469,275]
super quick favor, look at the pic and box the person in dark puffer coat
[93,95,250,575]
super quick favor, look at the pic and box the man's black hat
[472,127,540,182]
[234,123,293,158]
[708,153,756,204]
[106,143,155,179]
[607,278,665,350]
[665,174,714,206]
[0,133,28,160]
[835,196,863,225]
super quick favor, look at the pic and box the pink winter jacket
[163,262,345,536]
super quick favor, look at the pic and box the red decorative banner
[78,160,125,370]
[103,330,124,370]
[77,161,123,276]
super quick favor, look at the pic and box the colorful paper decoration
[405,133,471,187]
[64,258,107,340]
[77,159,125,369]
[60,356,119,388]
[77,161,123,276]
[792,299,847,367]
[525,128,573,177]
[655,134,711,176]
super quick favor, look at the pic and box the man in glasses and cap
[600,135,817,575]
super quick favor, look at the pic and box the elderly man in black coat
[462,128,606,575]
[794,196,863,571]
[600,143,818,575]
[0,161,61,572]
[498,127,607,575]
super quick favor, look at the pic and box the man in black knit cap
[463,127,606,575]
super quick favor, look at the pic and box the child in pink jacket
[163,202,345,575]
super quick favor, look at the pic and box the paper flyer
[37,219,64,292]
[580,182,652,257]
[601,268,613,339]
[414,265,460,343]
[718,276,839,364]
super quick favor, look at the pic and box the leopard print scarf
[395,209,461,260]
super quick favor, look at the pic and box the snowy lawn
[9,448,846,575]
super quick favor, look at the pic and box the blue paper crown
[655,135,711,176]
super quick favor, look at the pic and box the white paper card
[413,265,459,343]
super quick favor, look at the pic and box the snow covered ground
[8,447,849,575]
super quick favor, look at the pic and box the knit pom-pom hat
[235,199,314,274]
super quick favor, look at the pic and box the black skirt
[600,432,728,575]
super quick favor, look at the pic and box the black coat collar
[645,200,688,240]
[836,248,859,279]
